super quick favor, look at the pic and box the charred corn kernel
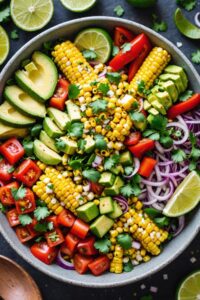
[52,41,97,84]
[110,245,123,274]
[129,47,171,94]
[107,253,113,260]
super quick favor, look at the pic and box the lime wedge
[75,28,113,63]
[60,0,96,12]
[10,0,54,32]
[0,25,9,65]
[163,171,200,217]
[177,270,200,300]
[174,8,200,39]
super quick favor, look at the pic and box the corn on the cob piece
[129,47,171,94]
[52,41,97,85]
[110,245,124,274]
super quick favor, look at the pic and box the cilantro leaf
[154,216,170,228]
[148,114,168,131]
[94,238,111,253]
[144,207,161,218]
[123,260,134,272]
[179,90,193,101]
[190,147,200,160]
[120,184,136,197]
[189,133,200,161]
[143,129,160,141]
[114,5,124,17]
[191,50,200,64]
[34,222,50,233]
[68,84,80,99]
[34,207,50,221]
[0,6,10,23]
[19,214,32,226]
[95,134,107,150]
[67,122,84,138]
[8,166,15,174]
[97,83,109,96]
[11,185,26,200]
[140,295,153,300]
[152,14,168,32]
[78,139,86,151]
[112,45,119,56]
[43,41,54,52]
[10,29,19,40]
[130,111,145,122]
[106,72,121,85]
[124,166,134,175]
[55,138,66,151]
[0,203,6,213]
[121,43,132,53]
[22,137,34,158]
[137,80,150,96]
[82,169,101,182]
[104,154,120,170]
[176,0,196,11]
[172,149,186,163]
[82,49,97,61]
[90,99,108,114]
[68,157,84,170]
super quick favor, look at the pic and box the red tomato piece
[45,228,65,248]
[65,232,80,253]
[31,242,58,265]
[0,159,13,181]
[167,94,200,119]
[109,34,151,71]
[57,209,75,227]
[88,255,110,276]
[124,132,141,146]
[114,27,135,47]
[46,215,59,228]
[128,139,155,159]
[49,78,69,111]
[27,218,38,237]
[0,182,19,206]
[70,219,90,239]
[73,254,93,274]
[15,226,35,243]
[138,157,157,178]
[0,180,6,187]
[6,208,20,227]
[13,159,41,187]
[60,244,74,258]
[15,188,36,215]
[0,138,25,165]
[77,237,98,256]
[90,182,104,195]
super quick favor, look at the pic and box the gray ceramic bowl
[0,17,200,288]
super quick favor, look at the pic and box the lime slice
[174,8,200,39]
[0,25,9,65]
[163,171,200,217]
[177,270,200,300]
[126,0,157,8]
[60,0,96,12]
[10,0,54,32]
[75,28,113,63]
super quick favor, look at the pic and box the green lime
[126,0,157,8]
[177,270,200,300]
[60,0,96,12]
[75,28,113,63]
[174,8,200,39]
[10,0,54,32]
[163,171,200,217]
[0,25,9,65]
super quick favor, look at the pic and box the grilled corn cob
[52,41,97,85]
[110,245,124,274]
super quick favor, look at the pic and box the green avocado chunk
[108,201,123,219]
[47,107,70,131]
[58,136,77,155]
[34,139,62,165]
[119,151,133,166]
[159,73,185,94]
[99,172,116,187]
[39,130,59,153]
[90,215,114,238]
[76,202,99,222]
[43,117,64,138]
[104,176,124,196]
[99,197,114,214]
[158,80,179,102]
[164,65,188,90]
[66,100,81,122]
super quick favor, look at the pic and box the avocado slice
[104,176,124,196]
[4,85,46,118]
[158,80,179,102]
[90,215,114,238]
[59,136,77,155]
[66,100,81,122]
[43,117,64,138]
[99,197,114,214]
[76,202,99,223]
[154,91,172,109]
[0,121,29,139]
[151,100,166,115]
[99,172,116,187]
[39,130,59,153]
[148,94,158,104]
[34,139,62,165]
[47,107,70,131]
[148,108,159,115]
[84,136,95,153]
[159,73,185,93]
[144,100,151,111]
[164,65,188,90]
[15,51,58,102]
[0,101,35,128]
[110,164,124,175]
[108,201,123,219]
[119,151,133,166]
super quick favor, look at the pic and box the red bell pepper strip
[0,138,25,165]
[70,219,90,239]
[73,254,93,274]
[138,157,157,177]
[128,139,155,159]
[109,33,151,71]
[57,209,75,227]
[49,78,69,111]
[77,237,98,256]
[0,181,19,206]
[0,159,13,181]
[13,159,41,187]
[88,255,110,276]
[6,208,20,227]
[167,94,200,120]
[15,188,36,215]
[124,132,141,146]
[114,27,135,47]
[45,228,65,248]
[31,242,58,265]
[65,232,80,253]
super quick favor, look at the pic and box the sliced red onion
[167,121,189,145]
[185,120,200,124]
[114,197,128,212]
[143,196,158,205]
[138,193,147,200]
[158,160,173,166]
[123,157,140,179]
[98,70,107,78]
[152,202,164,211]
[141,178,168,187]
[172,216,185,237]
[132,241,141,249]
[92,155,103,168]
[147,181,174,202]
[56,250,75,270]
[160,165,188,177]
[194,12,200,27]
[114,195,128,202]
[155,141,164,154]
[138,98,144,112]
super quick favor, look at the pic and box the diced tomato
[31,242,58,265]
[73,254,93,274]
[60,244,74,257]
[15,188,36,215]
[15,226,35,243]
[0,180,6,187]
[138,157,157,177]
[90,182,104,195]
[124,132,141,146]
[65,232,80,253]
[0,182,19,206]
[167,94,200,119]
[45,228,65,248]
[6,208,20,227]
[0,159,14,181]
[13,159,41,187]
[77,237,98,256]
[128,139,155,159]
[109,34,151,71]
[88,255,110,276]
[114,27,135,47]
[46,215,59,228]
[27,218,38,237]
[0,138,24,165]
[70,219,90,239]
[49,78,69,111]
[57,209,75,227]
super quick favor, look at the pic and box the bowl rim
[0,16,199,288]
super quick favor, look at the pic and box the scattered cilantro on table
[176,0,197,11]
[114,5,124,17]
[19,214,33,226]
[191,50,200,64]
[10,29,19,40]
[94,238,111,253]
[152,14,168,32]
[0,5,10,23]
[90,99,108,114]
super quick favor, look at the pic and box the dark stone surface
[0,0,199,299]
